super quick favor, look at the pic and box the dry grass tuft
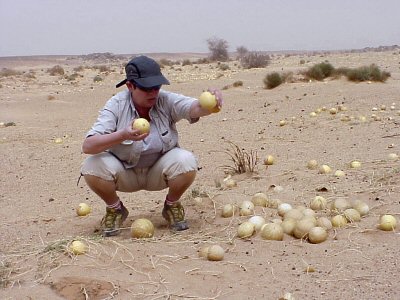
[47,65,65,76]
[220,141,258,174]
[0,68,22,77]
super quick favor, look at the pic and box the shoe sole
[103,229,121,237]
[162,209,189,231]
[170,220,189,231]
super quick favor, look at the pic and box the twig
[316,275,376,283]
[326,248,371,260]
[81,286,89,300]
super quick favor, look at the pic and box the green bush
[305,62,334,80]
[93,75,103,82]
[264,72,283,89]
[332,67,351,78]
[319,62,334,77]
[346,64,390,82]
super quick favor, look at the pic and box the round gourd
[251,192,268,207]
[131,218,154,238]
[308,227,328,244]
[260,223,284,241]
[207,245,224,261]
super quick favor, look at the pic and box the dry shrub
[240,52,270,69]
[92,65,110,73]
[232,80,243,87]
[23,72,36,79]
[93,75,103,82]
[47,65,65,76]
[236,46,249,60]
[47,95,56,100]
[221,141,258,174]
[218,63,230,71]
[159,58,174,67]
[282,71,294,83]
[181,59,192,66]
[1,261,12,288]
[65,73,80,81]
[73,65,85,72]
[207,37,229,62]
[195,58,210,64]
[0,68,21,77]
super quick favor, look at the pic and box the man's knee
[163,149,198,180]
[176,150,197,168]
[81,153,123,181]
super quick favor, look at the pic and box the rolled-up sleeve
[86,99,118,137]
[160,91,198,123]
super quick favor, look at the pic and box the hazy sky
[1,0,399,57]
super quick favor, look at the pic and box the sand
[0,50,399,299]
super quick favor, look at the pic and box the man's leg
[166,171,196,202]
[81,153,131,236]
[84,175,119,205]
[147,148,198,231]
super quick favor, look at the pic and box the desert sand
[0,49,399,299]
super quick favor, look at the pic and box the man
[81,55,222,236]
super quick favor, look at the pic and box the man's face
[127,82,161,108]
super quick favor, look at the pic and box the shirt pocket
[160,129,177,152]
[110,141,142,164]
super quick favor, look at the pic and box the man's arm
[189,89,223,119]
[82,126,148,154]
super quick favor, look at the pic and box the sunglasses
[135,82,161,92]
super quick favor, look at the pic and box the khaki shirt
[86,89,198,168]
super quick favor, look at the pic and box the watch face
[121,140,134,145]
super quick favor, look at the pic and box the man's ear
[126,81,135,90]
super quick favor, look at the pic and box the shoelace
[104,210,117,227]
[170,205,184,222]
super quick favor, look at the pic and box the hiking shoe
[101,204,129,237]
[162,202,189,231]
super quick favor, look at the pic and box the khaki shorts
[81,147,198,192]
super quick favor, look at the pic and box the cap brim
[133,75,170,88]
[115,79,127,88]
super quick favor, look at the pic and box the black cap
[116,55,170,88]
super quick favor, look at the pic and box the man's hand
[208,88,223,108]
[121,120,149,141]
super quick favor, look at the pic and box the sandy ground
[0,50,399,300]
